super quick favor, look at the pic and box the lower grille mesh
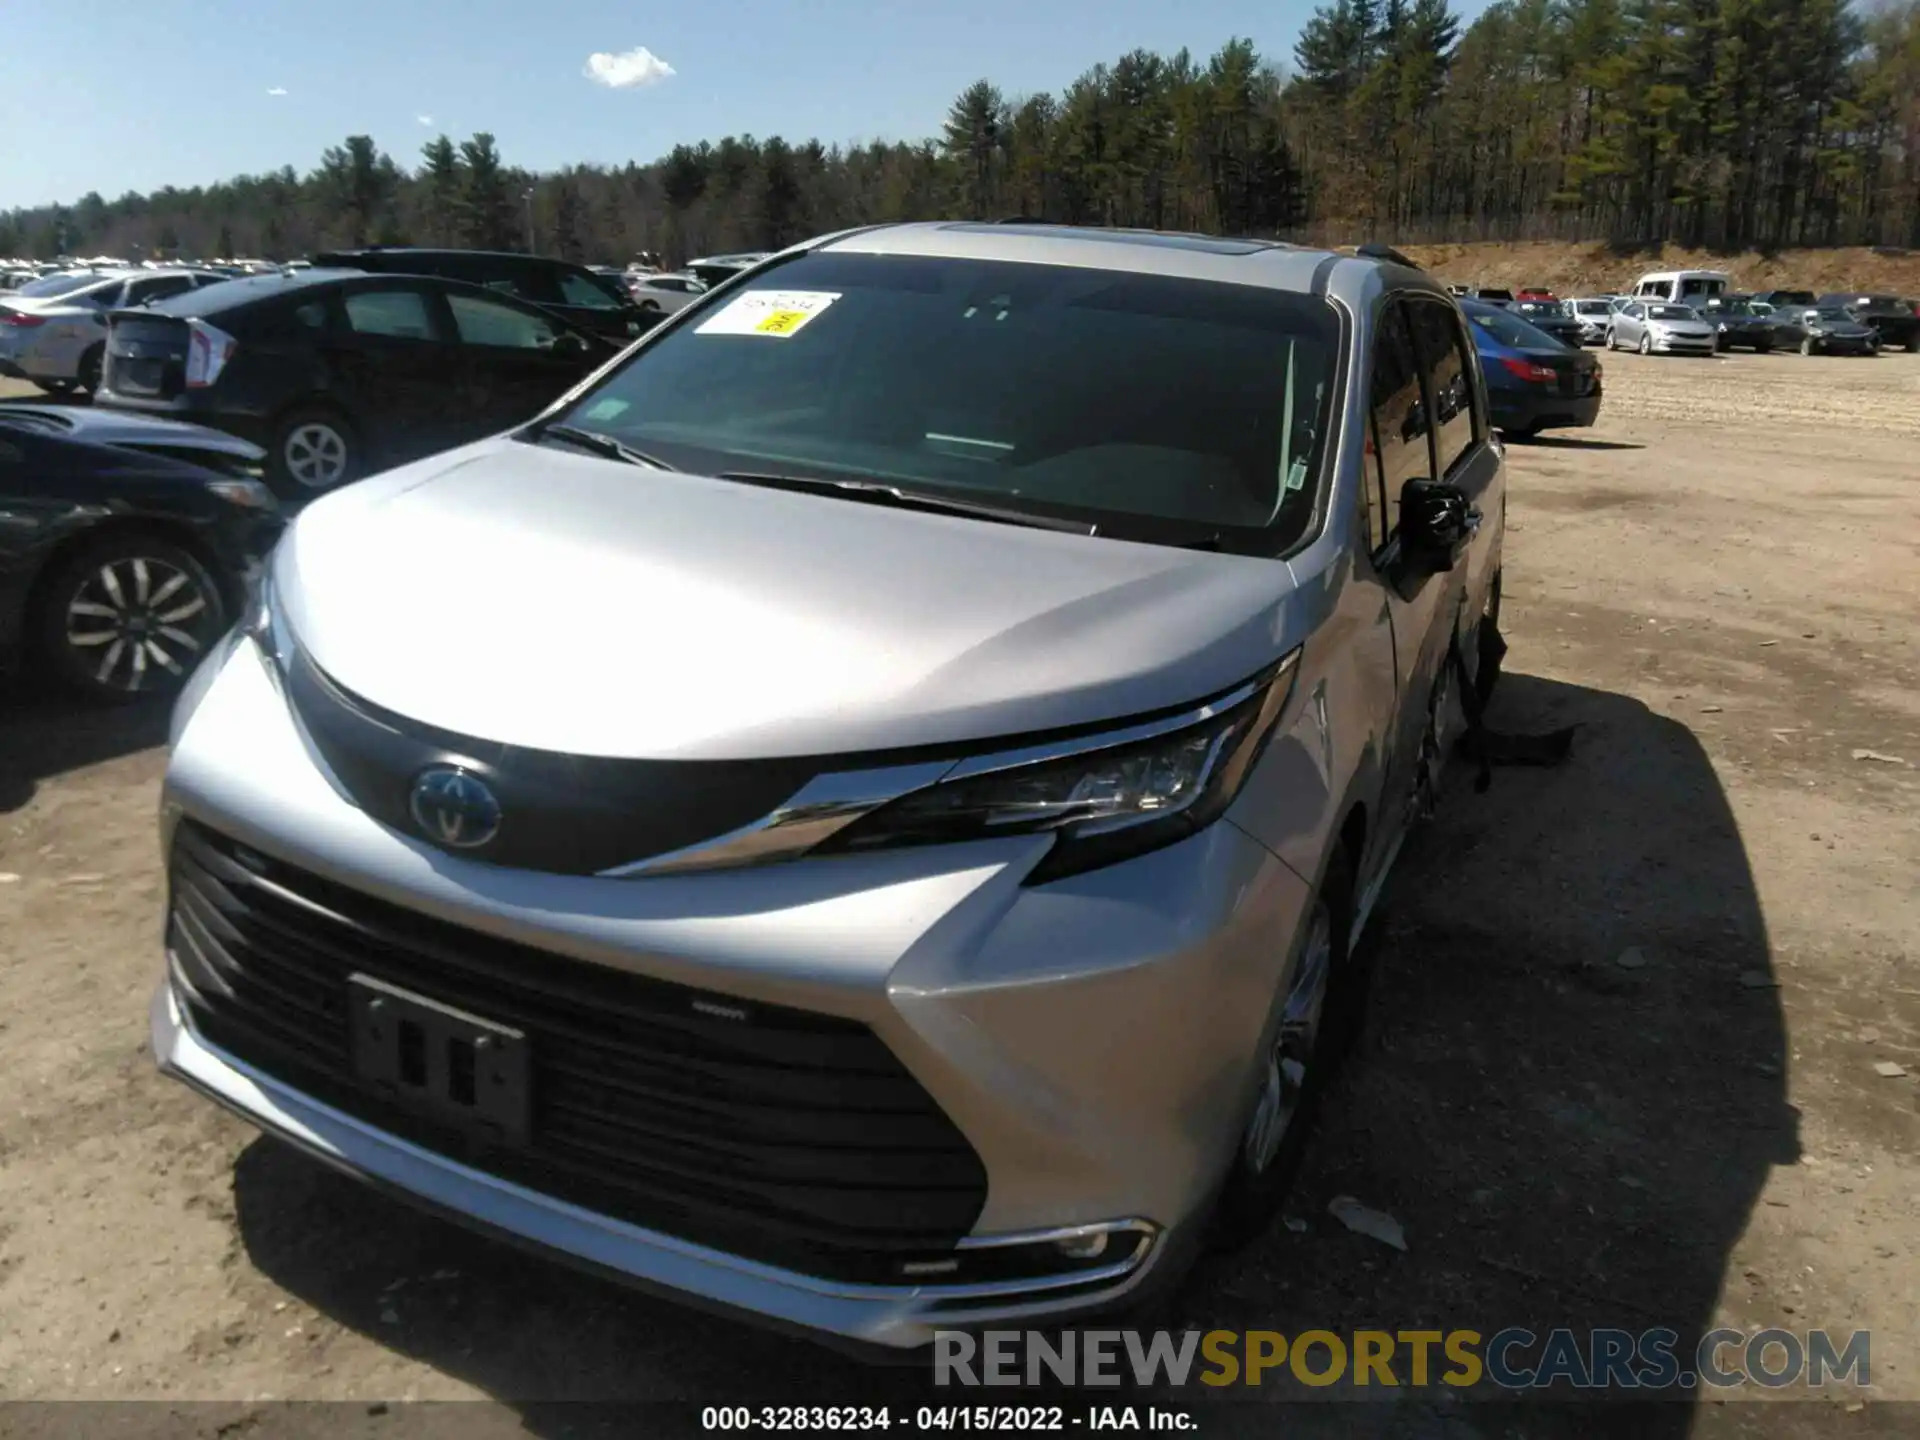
[167,822,987,1282]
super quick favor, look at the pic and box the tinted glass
[448,293,561,348]
[558,271,623,309]
[126,275,194,304]
[553,251,1343,544]
[1465,303,1561,351]
[1407,299,1477,477]
[344,289,436,339]
[1369,300,1428,536]
[1575,301,1611,315]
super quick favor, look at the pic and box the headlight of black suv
[821,651,1300,884]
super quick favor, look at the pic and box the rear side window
[447,293,561,349]
[126,275,195,306]
[344,289,437,340]
[558,271,621,309]
[1406,298,1478,478]
[1367,300,1428,541]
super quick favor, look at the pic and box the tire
[1604,330,1616,351]
[637,298,662,313]
[1637,333,1652,356]
[31,531,228,703]
[1474,568,1504,706]
[76,343,104,395]
[268,406,359,499]
[1906,332,1920,354]
[1800,335,1815,356]
[1756,339,1772,354]
[1208,842,1360,1250]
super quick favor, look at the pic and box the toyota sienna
[154,223,1507,1349]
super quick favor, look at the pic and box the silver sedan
[1607,301,1719,356]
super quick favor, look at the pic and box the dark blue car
[1461,299,1603,439]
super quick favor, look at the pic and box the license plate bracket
[348,973,531,1146]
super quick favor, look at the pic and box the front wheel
[1800,336,1816,356]
[1604,330,1617,351]
[1756,339,1773,354]
[1209,844,1358,1250]
[32,532,228,702]
[1906,332,1920,354]
[1638,333,1653,356]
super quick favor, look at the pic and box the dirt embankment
[1403,241,1920,297]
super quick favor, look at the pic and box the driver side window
[1364,300,1430,549]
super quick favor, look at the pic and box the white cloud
[266,86,288,97]
[417,114,435,126]
[582,46,674,89]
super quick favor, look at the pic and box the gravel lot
[1,353,1917,1437]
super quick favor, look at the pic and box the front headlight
[241,569,295,675]
[205,477,278,511]
[822,652,1300,883]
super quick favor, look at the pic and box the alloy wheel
[1242,900,1335,1174]
[283,422,350,489]
[63,555,216,693]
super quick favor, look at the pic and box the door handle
[1464,506,1483,535]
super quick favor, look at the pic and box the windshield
[15,272,103,299]
[1466,304,1562,350]
[1814,308,1855,323]
[1574,301,1611,315]
[548,251,1343,547]
[1648,305,1696,321]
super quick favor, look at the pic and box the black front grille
[167,822,988,1282]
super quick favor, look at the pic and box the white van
[1631,269,1730,306]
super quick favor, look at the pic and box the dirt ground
[1403,240,1920,302]
[1,353,1917,1438]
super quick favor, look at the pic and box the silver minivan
[154,223,1506,1349]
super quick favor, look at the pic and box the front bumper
[154,634,1318,1347]
[1648,333,1717,354]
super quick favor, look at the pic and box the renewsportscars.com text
[933,1327,1870,1392]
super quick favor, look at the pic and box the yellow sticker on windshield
[695,290,840,339]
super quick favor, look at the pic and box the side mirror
[552,333,590,358]
[1398,478,1478,576]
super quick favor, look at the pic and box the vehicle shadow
[0,679,170,813]
[1512,436,1647,452]
[229,670,1790,1438]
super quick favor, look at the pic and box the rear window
[15,273,102,299]
[551,250,1343,547]
[1465,305,1558,350]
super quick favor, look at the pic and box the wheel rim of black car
[285,423,349,488]
[65,556,215,691]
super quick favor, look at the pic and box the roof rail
[1356,243,1422,270]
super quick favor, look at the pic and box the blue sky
[0,0,1482,210]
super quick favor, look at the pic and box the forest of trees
[5,0,1918,265]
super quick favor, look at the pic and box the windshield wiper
[712,470,1097,535]
[527,422,676,470]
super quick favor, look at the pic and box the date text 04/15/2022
[699,1405,1197,1431]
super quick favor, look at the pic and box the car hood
[275,439,1304,761]
[1646,318,1713,332]
[4,403,266,459]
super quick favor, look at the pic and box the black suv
[313,248,656,343]
[1817,293,1920,352]
[94,268,615,499]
